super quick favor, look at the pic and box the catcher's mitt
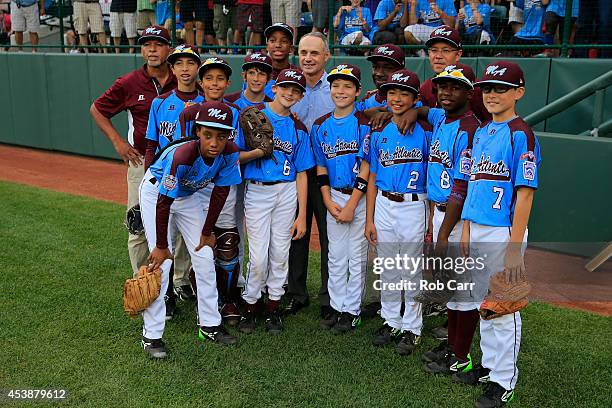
[124,204,144,235]
[479,271,531,320]
[123,266,162,317]
[239,106,277,162]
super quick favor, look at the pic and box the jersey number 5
[492,187,504,210]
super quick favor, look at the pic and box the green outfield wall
[0,54,610,245]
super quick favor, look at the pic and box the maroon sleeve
[449,179,468,203]
[94,77,127,119]
[155,194,174,249]
[144,139,159,171]
[202,186,230,235]
[470,88,493,123]
[419,79,437,108]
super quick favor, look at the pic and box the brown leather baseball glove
[479,271,532,320]
[239,106,276,161]
[123,266,162,317]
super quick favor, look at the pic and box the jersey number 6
[283,160,291,176]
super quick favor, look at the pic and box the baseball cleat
[283,298,309,316]
[164,295,177,321]
[475,382,515,408]
[174,284,195,301]
[265,311,284,335]
[332,312,361,334]
[221,303,241,326]
[319,308,340,330]
[453,363,491,386]
[423,303,447,317]
[372,323,402,346]
[421,341,451,363]
[142,337,167,359]
[430,324,449,341]
[238,311,257,334]
[396,331,421,355]
[198,325,237,346]
[361,301,381,318]
[424,353,473,375]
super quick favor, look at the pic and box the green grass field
[1,181,611,408]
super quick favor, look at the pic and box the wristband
[354,177,368,193]
[317,174,330,188]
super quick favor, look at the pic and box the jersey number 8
[440,170,450,189]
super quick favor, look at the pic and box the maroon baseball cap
[327,64,362,88]
[167,44,201,65]
[380,69,421,95]
[367,44,405,68]
[475,61,525,88]
[194,101,234,130]
[432,63,475,89]
[264,22,294,43]
[425,25,462,49]
[198,56,233,80]
[138,25,171,45]
[242,52,273,73]
[275,68,306,92]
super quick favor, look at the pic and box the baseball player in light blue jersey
[311,64,371,334]
[235,68,315,335]
[138,102,242,359]
[225,53,274,111]
[399,65,482,376]
[144,45,204,170]
[364,69,431,356]
[455,61,541,408]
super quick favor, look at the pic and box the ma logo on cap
[376,46,394,56]
[251,53,266,61]
[285,70,302,80]
[391,73,410,82]
[204,57,224,65]
[145,27,162,35]
[433,28,452,36]
[486,66,507,76]
[208,108,227,120]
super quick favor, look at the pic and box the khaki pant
[127,162,191,284]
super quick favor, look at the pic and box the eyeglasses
[428,47,458,56]
[480,85,515,94]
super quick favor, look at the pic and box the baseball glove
[479,271,532,320]
[239,106,276,162]
[123,266,162,317]
[124,204,144,235]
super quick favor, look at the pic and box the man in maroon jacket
[90,26,176,276]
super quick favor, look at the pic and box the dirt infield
[1,144,610,316]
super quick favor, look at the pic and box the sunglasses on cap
[481,84,517,94]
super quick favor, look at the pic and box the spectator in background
[509,0,549,55]
[180,0,215,50]
[270,0,299,40]
[404,0,457,48]
[508,0,524,34]
[99,0,112,34]
[456,0,495,45]
[363,0,381,17]
[150,0,169,26]
[137,0,156,30]
[213,0,235,51]
[10,0,44,52]
[0,5,11,51]
[373,0,409,44]
[73,0,108,53]
[574,0,611,58]
[234,0,264,48]
[309,0,340,33]
[542,0,578,56]
[334,0,373,48]
[110,0,138,53]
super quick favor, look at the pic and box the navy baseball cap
[425,25,462,49]
[199,57,233,80]
[194,101,234,130]
[380,69,421,95]
[167,44,201,65]
[242,52,273,73]
[327,64,362,88]
[138,25,171,45]
[275,68,306,92]
[367,44,406,68]
[475,61,525,88]
[264,22,294,43]
[432,64,475,89]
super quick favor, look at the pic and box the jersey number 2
[407,171,419,190]
[492,187,504,210]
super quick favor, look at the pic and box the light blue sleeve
[310,123,327,168]
[145,99,160,142]
[357,123,371,160]
[214,151,243,186]
[427,107,445,127]
[374,0,391,21]
[367,131,379,176]
[337,10,347,37]
[442,0,457,16]
[452,129,471,182]
[158,155,186,199]
[515,0,524,10]
[294,128,316,173]
[512,130,541,189]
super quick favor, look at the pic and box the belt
[249,180,282,186]
[333,187,353,195]
[381,191,424,202]
[436,203,447,212]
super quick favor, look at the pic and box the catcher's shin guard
[214,227,241,303]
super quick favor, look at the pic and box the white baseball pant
[139,171,221,340]
[242,181,297,304]
[327,189,368,316]
[199,184,238,229]
[375,191,428,334]
[469,222,527,391]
